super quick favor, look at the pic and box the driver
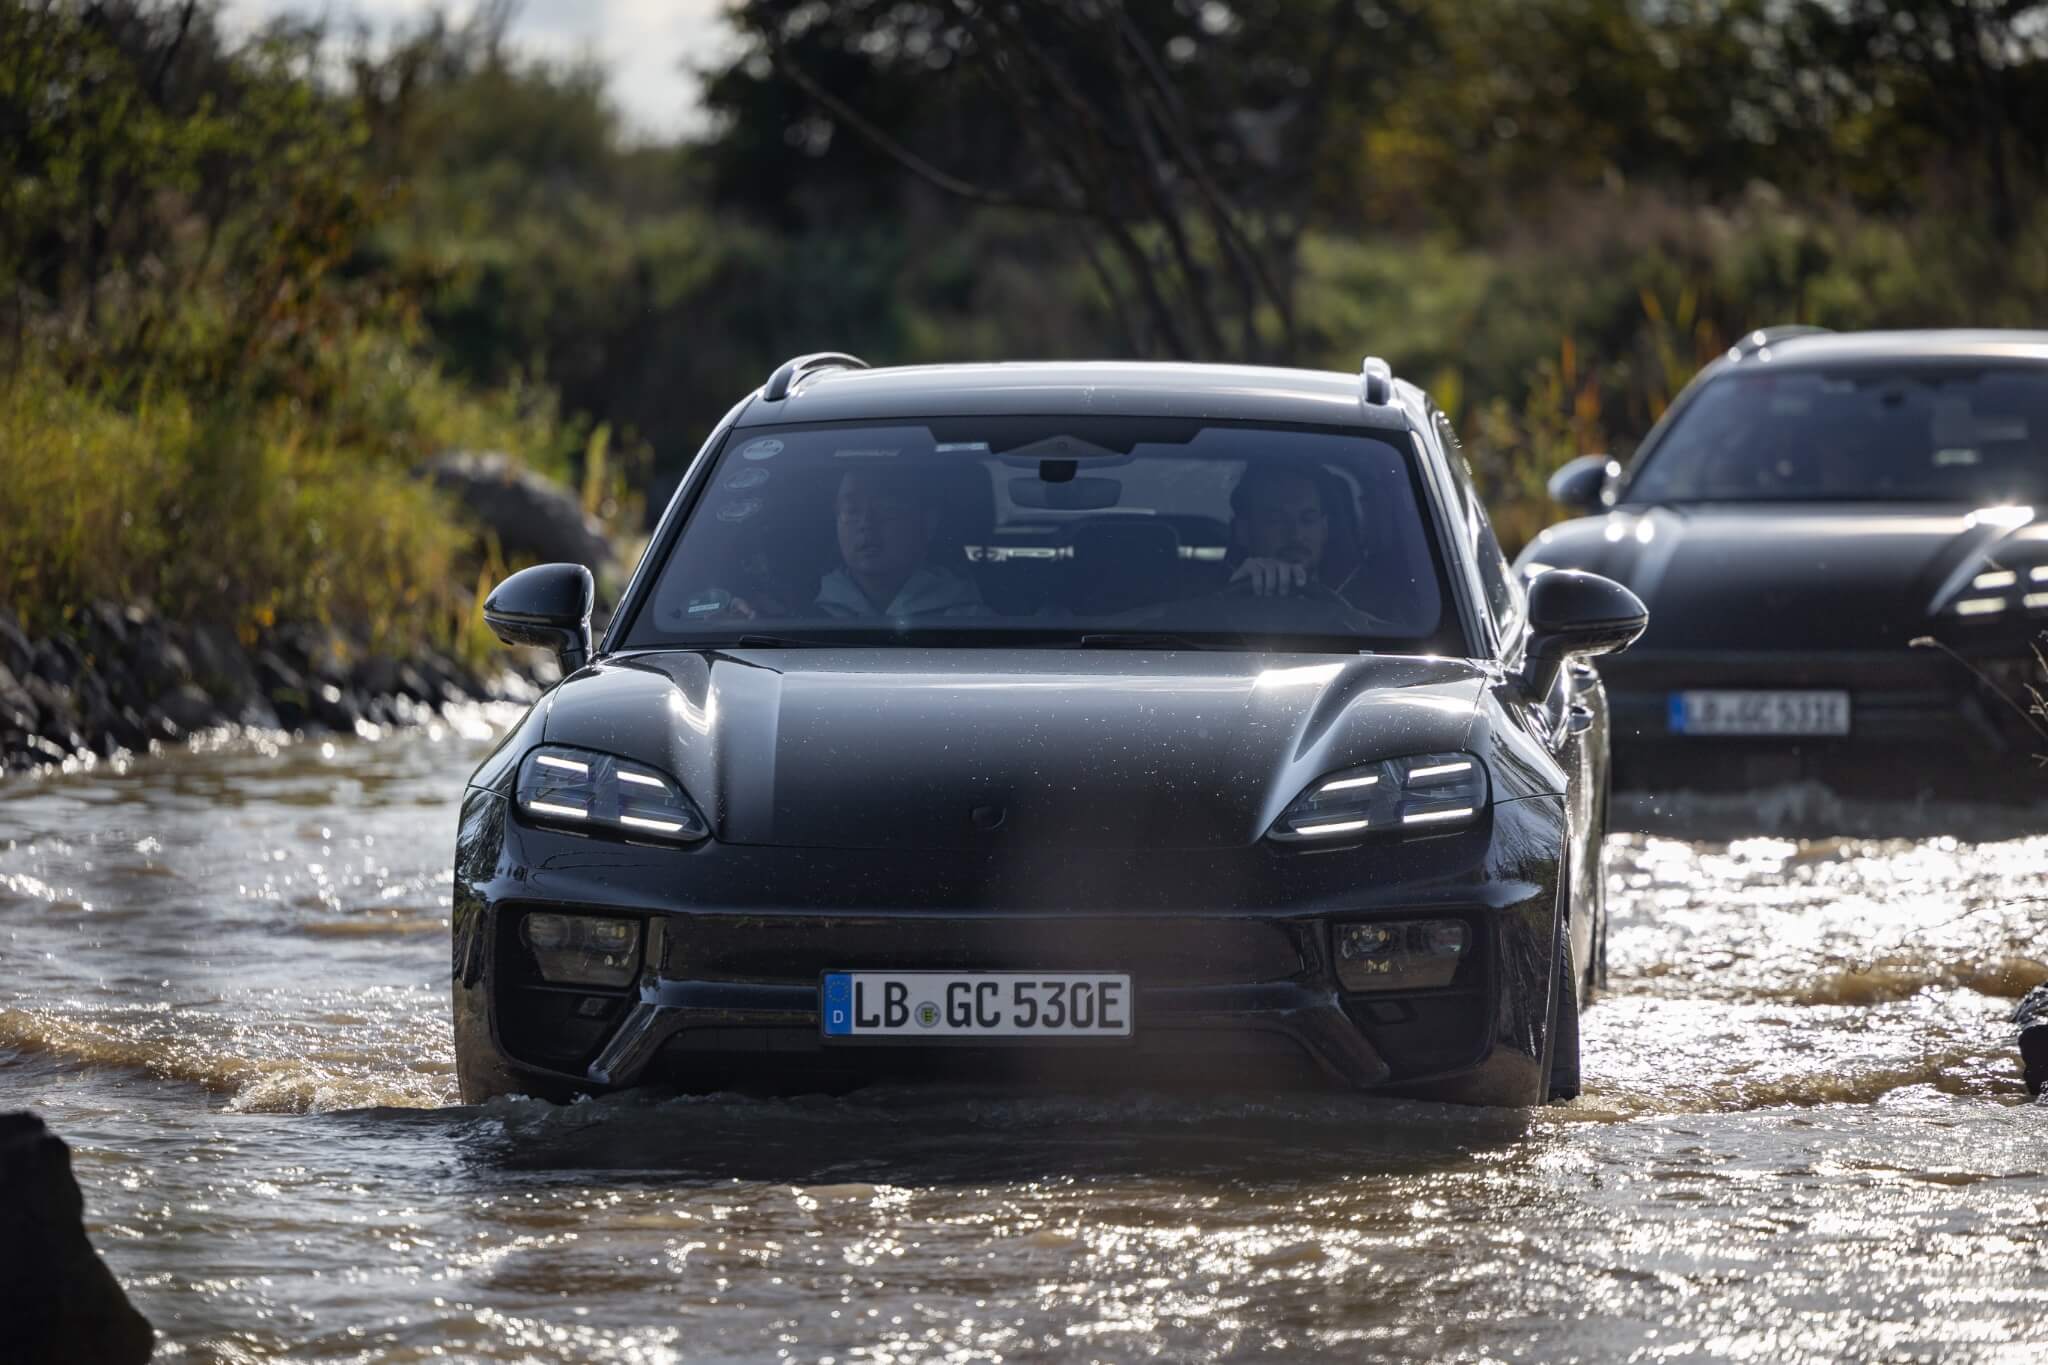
[1226,462,1363,599]
[812,467,987,618]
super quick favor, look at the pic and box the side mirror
[1547,454,1622,512]
[483,563,595,672]
[1520,569,1646,698]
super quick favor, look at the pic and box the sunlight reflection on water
[2,726,2044,1362]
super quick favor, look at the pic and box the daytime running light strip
[1402,807,1475,826]
[525,800,589,819]
[618,814,687,833]
[1293,818,1372,836]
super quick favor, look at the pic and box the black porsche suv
[1525,328,2048,803]
[453,355,1645,1108]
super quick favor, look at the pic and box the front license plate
[820,972,1133,1040]
[1668,689,1851,736]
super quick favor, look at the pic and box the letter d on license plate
[820,971,1133,1040]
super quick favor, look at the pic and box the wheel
[1546,947,1582,1103]
[1585,773,1611,1001]
[1542,857,1583,1104]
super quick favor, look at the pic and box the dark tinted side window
[1433,411,1523,639]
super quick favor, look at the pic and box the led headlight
[521,911,640,987]
[1270,751,1488,842]
[515,745,709,842]
[1946,563,2048,620]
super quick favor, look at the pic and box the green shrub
[0,334,572,658]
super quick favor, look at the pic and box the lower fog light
[1336,918,1470,992]
[520,912,641,988]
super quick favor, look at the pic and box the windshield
[1630,365,2048,504]
[622,417,1463,653]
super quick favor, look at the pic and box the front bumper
[1599,645,2046,797]
[451,790,1568,1106]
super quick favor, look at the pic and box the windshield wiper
[1075,633,1236,650]
[686,633,849,649]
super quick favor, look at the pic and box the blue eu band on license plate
[821,971,1133,1039]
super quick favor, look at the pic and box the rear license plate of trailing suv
[1668,690,1851,736]
[820,972,1132,1040]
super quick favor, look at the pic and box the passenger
[813,467,987,618]
[1225,463,1364,600]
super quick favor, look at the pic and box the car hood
[1526,503,2048,650]
[541,649,1487,850]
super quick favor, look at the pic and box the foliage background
[4,0,2047,648]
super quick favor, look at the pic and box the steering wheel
[1222,574,1349,606]
[1209,574,1408,637]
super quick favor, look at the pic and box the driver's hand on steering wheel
[1230,557,1310,596]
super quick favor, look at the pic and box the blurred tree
[1346,0,1828,233]
[0,0,375,387]
[1775,0,2048,238]
[703,0,1432,362]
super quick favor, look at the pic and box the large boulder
[424,450,616,579]
[2023,1029,2048,1097]
[2018,984,2048,1096]
[0,1112,154,1363]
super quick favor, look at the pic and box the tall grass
[0,329,577,658]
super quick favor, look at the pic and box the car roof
[1730,328,2048,368]
[733,360,1421,433]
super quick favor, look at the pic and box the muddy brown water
[2,718,2045,1362]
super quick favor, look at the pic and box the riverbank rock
[2023,1029,2048,1097]
[426,449,617,578]
[0,600,539,775]
[2018,985,2048,1096]
[0,606,32,679]
[0,1112,155,1364]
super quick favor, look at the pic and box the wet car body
[453,360,1644,1107]
[1525,330,2048,803]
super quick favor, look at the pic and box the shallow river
[3,721,2045,1363]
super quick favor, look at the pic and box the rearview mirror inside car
[1008,476,1122,510]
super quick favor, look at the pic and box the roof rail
[762,351,869,402]
[1360,355,1393,407]
[1727,325,1829,360]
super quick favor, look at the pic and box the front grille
[662,913,1304,987]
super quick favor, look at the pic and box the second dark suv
[1525,327,2048,802]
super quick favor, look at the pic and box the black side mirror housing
[1520,569,1647,698]
[483,563,595,672]
[1548,454,1622,512]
